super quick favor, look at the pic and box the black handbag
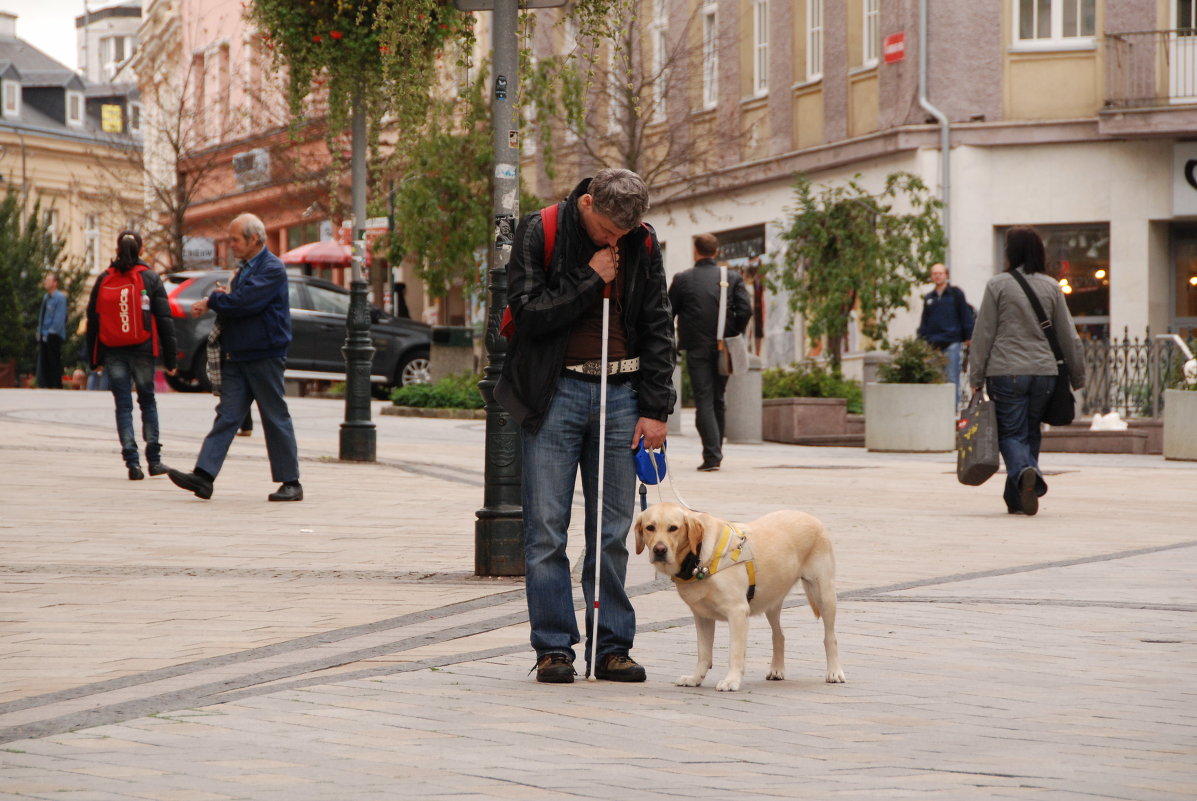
[957,390,999,485]
[1009,270,1076,426]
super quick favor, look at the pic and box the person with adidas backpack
[85,231,178,481]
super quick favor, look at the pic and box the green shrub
[390,372,484,409]
[762,361,863,414]
[877,336,945,384]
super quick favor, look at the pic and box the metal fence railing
[1104,29,1197,109]
[1079,328,1195,419]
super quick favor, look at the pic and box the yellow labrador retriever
[635,502,845,692]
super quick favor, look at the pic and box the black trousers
[686,349,728,466]
[37,335,63,389]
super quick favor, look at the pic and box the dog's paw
[715,676,741,692]
[675,675,703,687]
[825,667,846,683]
[765,669,784,681]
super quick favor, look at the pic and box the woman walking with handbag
[968,226,1086,515]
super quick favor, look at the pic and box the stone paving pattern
[0,389,1193,800]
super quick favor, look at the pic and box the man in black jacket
[917,262,974,404]
[668,233,752,471]
[496,168,675,685]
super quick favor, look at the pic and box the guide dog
[635,502,845,692]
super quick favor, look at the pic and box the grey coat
[968,267,1086,390]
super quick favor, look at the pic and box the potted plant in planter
[761,361,862,443]
[1161,335,1197,461]
[865,336,955,452]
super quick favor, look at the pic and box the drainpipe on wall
[919,0,950,270]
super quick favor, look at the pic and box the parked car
[163,270,432,397]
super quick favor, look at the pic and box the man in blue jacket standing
[36,271,68,389]
[167,213,302,502]
[917,262,974,404]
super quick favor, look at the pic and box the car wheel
[397,349,431,387]
[192,346,212,393]
[165,371,201,393]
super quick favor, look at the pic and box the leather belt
[564,357,640,377]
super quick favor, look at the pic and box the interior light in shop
[1058,278,1070,287]
[1190,276,1197,287]
[1061,285,1073,294]
[1094,269,1107,279]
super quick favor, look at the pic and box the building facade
[0,11,142,278]
[522,0,1197,373]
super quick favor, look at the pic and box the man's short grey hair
[234,213,267,246]
[588,168,650,231]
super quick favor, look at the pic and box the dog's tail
[801,578,823,620]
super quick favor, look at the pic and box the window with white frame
[650,0,668,122]
[606,45,621,133]
[563,15,579,142]
[66,91,83,126]
[753,0,768,96]
[84,213,101,273]
[44,209,59,238]
[807,0,824,81]
[100,35,134,80]
[1015,0,1096,47]
[702,0,718,109]
[2,80,18,116]
[863,0,880,66]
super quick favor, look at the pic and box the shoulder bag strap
[716,264,728,343]
[1008,269,1065,364]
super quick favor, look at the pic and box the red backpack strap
[540,203,559,268]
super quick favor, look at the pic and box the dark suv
[163,270,432,396]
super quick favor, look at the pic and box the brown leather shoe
[535,653,575,684]
[594,654,646,682]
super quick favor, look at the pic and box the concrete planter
[864,382,956,452]
[762,397,848,443]
[1163,389,1197,461]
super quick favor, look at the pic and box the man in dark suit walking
[668,233,752,471]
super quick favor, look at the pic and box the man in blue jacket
[167,213,302,502]
[36,271,68,389]
[917,262,974,404]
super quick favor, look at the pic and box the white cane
[586,279,613,681]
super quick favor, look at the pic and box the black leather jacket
[668,258,752,355]
[495,179,676,434]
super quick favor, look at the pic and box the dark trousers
[197,358,299,483]
[36,335,63,389]
[686,349,728,466]
[987,374,1053,512]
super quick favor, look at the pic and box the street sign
[884,32,906,64]
[454,0,566,9]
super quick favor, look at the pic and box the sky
[6,0,90,71]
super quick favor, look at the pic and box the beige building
[522,0,1197,372]
[0,11,142,278]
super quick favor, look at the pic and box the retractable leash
[635,438,697,512]
[586,281,613,682]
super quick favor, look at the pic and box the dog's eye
[645,525,655,532]
[668,525,678,532]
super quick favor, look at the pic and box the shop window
[997,223,1109,339]
[1174,224,1197,327]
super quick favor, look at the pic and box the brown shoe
[535,653,575,684]
[594,654,646,682]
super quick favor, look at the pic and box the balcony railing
[1079,328,1195,419]
[1104,29,1197,109]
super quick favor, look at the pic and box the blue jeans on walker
[987,374,1054,511]
[196,358,299,482]
[945,341,963,405]
[105,352,160,468]
[521,374,639,666]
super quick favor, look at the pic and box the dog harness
[673,523,756,602]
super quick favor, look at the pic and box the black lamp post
[340,87,376,462]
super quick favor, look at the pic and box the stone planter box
[1163,389,1197,461]
[864,382,956,452]
[762,397,848,443]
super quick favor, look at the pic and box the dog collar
[673,523,756,602]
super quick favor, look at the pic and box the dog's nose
[652,544,668,561]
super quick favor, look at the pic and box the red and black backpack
[95,264,157,353]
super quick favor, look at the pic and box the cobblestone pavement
[0,388,1193,800]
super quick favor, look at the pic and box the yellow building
[0,11,142,278]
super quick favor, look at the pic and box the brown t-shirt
[565,257,627,364]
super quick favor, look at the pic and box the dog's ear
[683,512,705,557]
[634,514,646,555]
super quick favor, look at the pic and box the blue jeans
[197,358,299,483]
[987,374,1054,511]
[686,349,728,466]
[945,341,963,406]
[521,374,639,665]
[105,353,160,467]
